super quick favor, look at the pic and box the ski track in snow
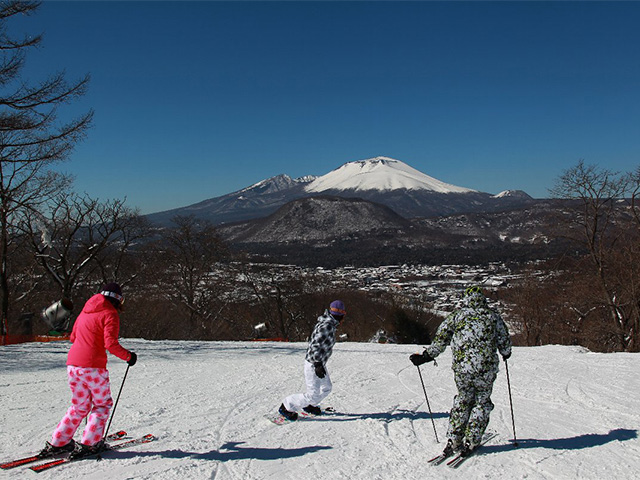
[0,341,638,479]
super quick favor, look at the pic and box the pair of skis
[1,431,156,473]
[0,430,127,470]
[428,432,497,468]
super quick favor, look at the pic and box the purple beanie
[329,300,346,317]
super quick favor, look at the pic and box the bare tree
[23,191,139,302]
[159,215,230,337]
[550,160,637,350]
[0,1,92,334]
[239,265,315,341]
[631,165,640,229]
[92,208,151,288]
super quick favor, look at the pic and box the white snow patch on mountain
[238,174,315,195]
[494,190,533,199]
[1,340,638,479]
[305,156,476,194]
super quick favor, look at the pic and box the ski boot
[68,440,104,460]
[442,439,460,458]
[303,405,322,415]
[37,440,75,458]
[458,441,477,458]
[278,403,298,421]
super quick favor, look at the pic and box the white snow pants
[283,361,332,412]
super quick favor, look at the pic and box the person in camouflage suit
[410,286,512,457]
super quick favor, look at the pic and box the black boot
[278,403,298,421]
[442,439,459,457]
[37,440,75,458]
[68,441,103,460]
[303,405,322,415]
[458,441,476,458]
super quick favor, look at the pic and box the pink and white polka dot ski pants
[51,366,114,447]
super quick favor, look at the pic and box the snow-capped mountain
[146,174,313,225]
[146,156,534,226]
[306,157,476,194]
[493,189,533,200]
[239,174,315,197]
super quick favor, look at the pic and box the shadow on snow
[109,441,332,462]
[483,428,637,454]
[306,409,449,422]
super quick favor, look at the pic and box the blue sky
[15,1,640,214]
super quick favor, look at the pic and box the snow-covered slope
[305,157,476,194]
[493,190,533,200]
[237,174,315,197]
[1,340,638,479]
[145,174,313,225]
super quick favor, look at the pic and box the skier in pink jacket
[38,283,137,460]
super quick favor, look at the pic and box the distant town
[227,260,531,328]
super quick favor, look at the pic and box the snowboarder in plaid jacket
[278,300,346,421]
[410,286,511,457]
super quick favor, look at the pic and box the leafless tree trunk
[550,160,636,350]
[0,1,92,334]
[92,209,151,288]
[236,261,325,341]
[630,167,640,349]
[159,216,230,337]
[631,166,640,230]
[22,192,139,304]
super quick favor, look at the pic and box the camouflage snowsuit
[426,291,512,447]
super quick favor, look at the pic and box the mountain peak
[493,189,533,200]
[239,174,314,196]
[305,156,476,194]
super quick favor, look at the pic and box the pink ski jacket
[67,294,132,368]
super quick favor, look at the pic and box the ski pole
[104,364,130,440]
[416,365,439,443]
[504,359,518,447]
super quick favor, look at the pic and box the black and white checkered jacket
[305,310,340,366]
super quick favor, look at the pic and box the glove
[410,350,434,366]
[127,351,137,367]
[314,362,326,379]
[502,351,511,361]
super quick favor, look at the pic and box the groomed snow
[305,157,476,194]
[1,340,638,479]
